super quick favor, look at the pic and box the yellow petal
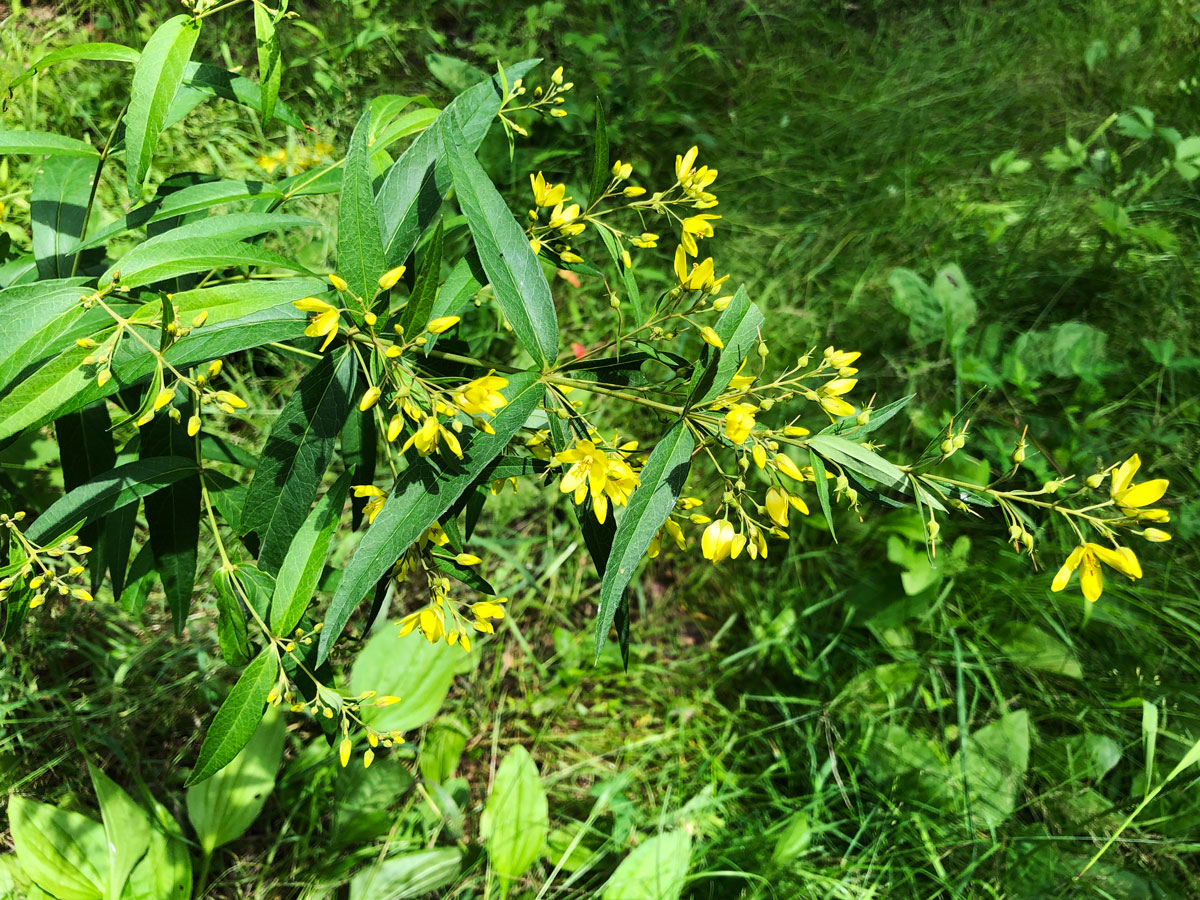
[1080,551,1103,602]
[1116,478,1168,508]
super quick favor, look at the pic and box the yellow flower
[378,265,406,290]
[1050,542,1143,602]
[556,440,609,520]
[401,416,462,458]
[723,403,756,444]
[823,346,861,369]
[818,377,856,418]
[701,518,735,563]
[530,171,568,208]
[453,373,508,417]
[339,737,352,768]
[1109,454,1169,518]
[1142,528,1172,542]
[359,386,381,411]
[765,486,790,528]
[353,484,387,524]
[329,274,349,292]
[774,454,806,482]
[700,325,724,350]
[294,297,340,351]
[675,146,699,181]
[426,316,461,334]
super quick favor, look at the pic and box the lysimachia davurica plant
[0,2,1175,784]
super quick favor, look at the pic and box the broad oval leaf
[186,703,287,853]
[316,373,545,663]
[0,129,98,158]
[603,831,692,900]
[87,764,152,900]
[99,238,309,289]
[270,470,353,635]
[338,108,386,302]
[349,848,463,900]
[241,348,357,573]
[186,649,280,786]
[441,111,558,368]
[125,15,201,196]
[594,422,694,660]
[350,627,462,733]
[124,800,191,900]
[26,456,198,544]
[8,796,107,900]
[481,745,549,884]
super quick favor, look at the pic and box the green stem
[72,101,128,278]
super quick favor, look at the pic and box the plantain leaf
[186,703,287,853]
[442,111,558,368]
[350,627,461,733]
[6,42,140,92]
[99,238,308,289]
[253,1,283,127]
[123,799,192,900]
[87,764,152,900]
[32,156,94,279]
[603,830,692,900]
[270,470,352,635]
[480,746,549,886]
[125,15,201,196]
[186,649,279,786]
[376,60,539,268]
[26,456,198,544]
[140,409,201,634]
[338,108,386,302]
[594,422,694,660]
[0,129,98,157]
[317,373,545,663]
[241,348,357,573]
[8,796,106,900]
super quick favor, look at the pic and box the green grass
[3,0,1200,897]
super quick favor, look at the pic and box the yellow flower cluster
[257,139,334,176]
[552,435,641,524]
[396,576,508,653]
[0,513,93,609]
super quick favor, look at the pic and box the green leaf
[6,42,140,92]
[186,650,280,787]
[351,626,461,733]
[820,394,914,439]
[595,422,694,660]
[771,810,813,866]
[241,348,357,573]
[377,60,539,268]
[395,218,443,337]
[603,830,692,900]
[162,277,329,328]
[123,800,192,900]
[0,129,98,158]
[55,403,123,592]
[685,285,763,407]
[950,709,1030,829]
[808,450,835,542]
[186,703,286,856]
[213,568,251,667]
[587,99,610,208]
[995,623,1082,679]
[135,212,317,250]
[253,2,282,127]
[124,15,201,196]
[270,470,352,635]
[32,156,94,279]
[87,764,152,900]
[99,238,308,289]
[26,456,198,544]
[442,112,558,368]
[332,754,415,847]
[338,107,386,303]
[0,277,91,391]
[164,61,304,131]
[481,745,549,884]
[348,848,463,900]
[317,373,545,663]
[8,795,106,900]
[807,434,908,493]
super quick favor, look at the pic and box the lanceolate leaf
[241,348,357,573]
[587,99,610,209]
[140,410,201,634]
[99,238,308,289]
[807,434,909,493]
[442,111,558,368]
[186,649,279,786]
[316,373,545,664]
[125,15,201,196]
[166,277,330,326]
[0,277,91,394]
[338,108,386,302]
[26,456,198,544]
[253,2,283,127]
[395,218,443,337]
[270,470,352,635]
[376,60,539,268]
[135,212,318,250]
[808,450,836,543]
[32,156,95,279]
[594,422,694,660]
[164,62,305,130]
[0,129,98,158]
[7,42,140,92]
[685,284,763,408]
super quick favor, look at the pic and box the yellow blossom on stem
[294,297,341,351]
[1109,453,1169,518]
[453,373,508,417]
[723,403,756,444]
[700,326,724,350]
[378,265,406,290]
[530,172,568,208]
[1050,542,1143,602]
[426,316,461,334]
[701,518,735,564]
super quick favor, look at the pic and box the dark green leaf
[317,373,544,663]
[140,408,201,634]
[125,15,201,195]
[99,238,308,289]
[32,156,94,279]
[186,649,279,786]
[214,568,251,667]
[55,403,119,590]
[442,111,558,368]
[338,108,386,303]
[242,348,357,573]
[0,129,98,157]
[395,218,443,336]
[165,61,304,130]
[26,456,198,544]
[587,99,609,209]
[270,470,352,635]
[253,2,282,127]
[376,60,539,268]
[685,285,763,407]
[595,422,693,660]
[808,450,836,542]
